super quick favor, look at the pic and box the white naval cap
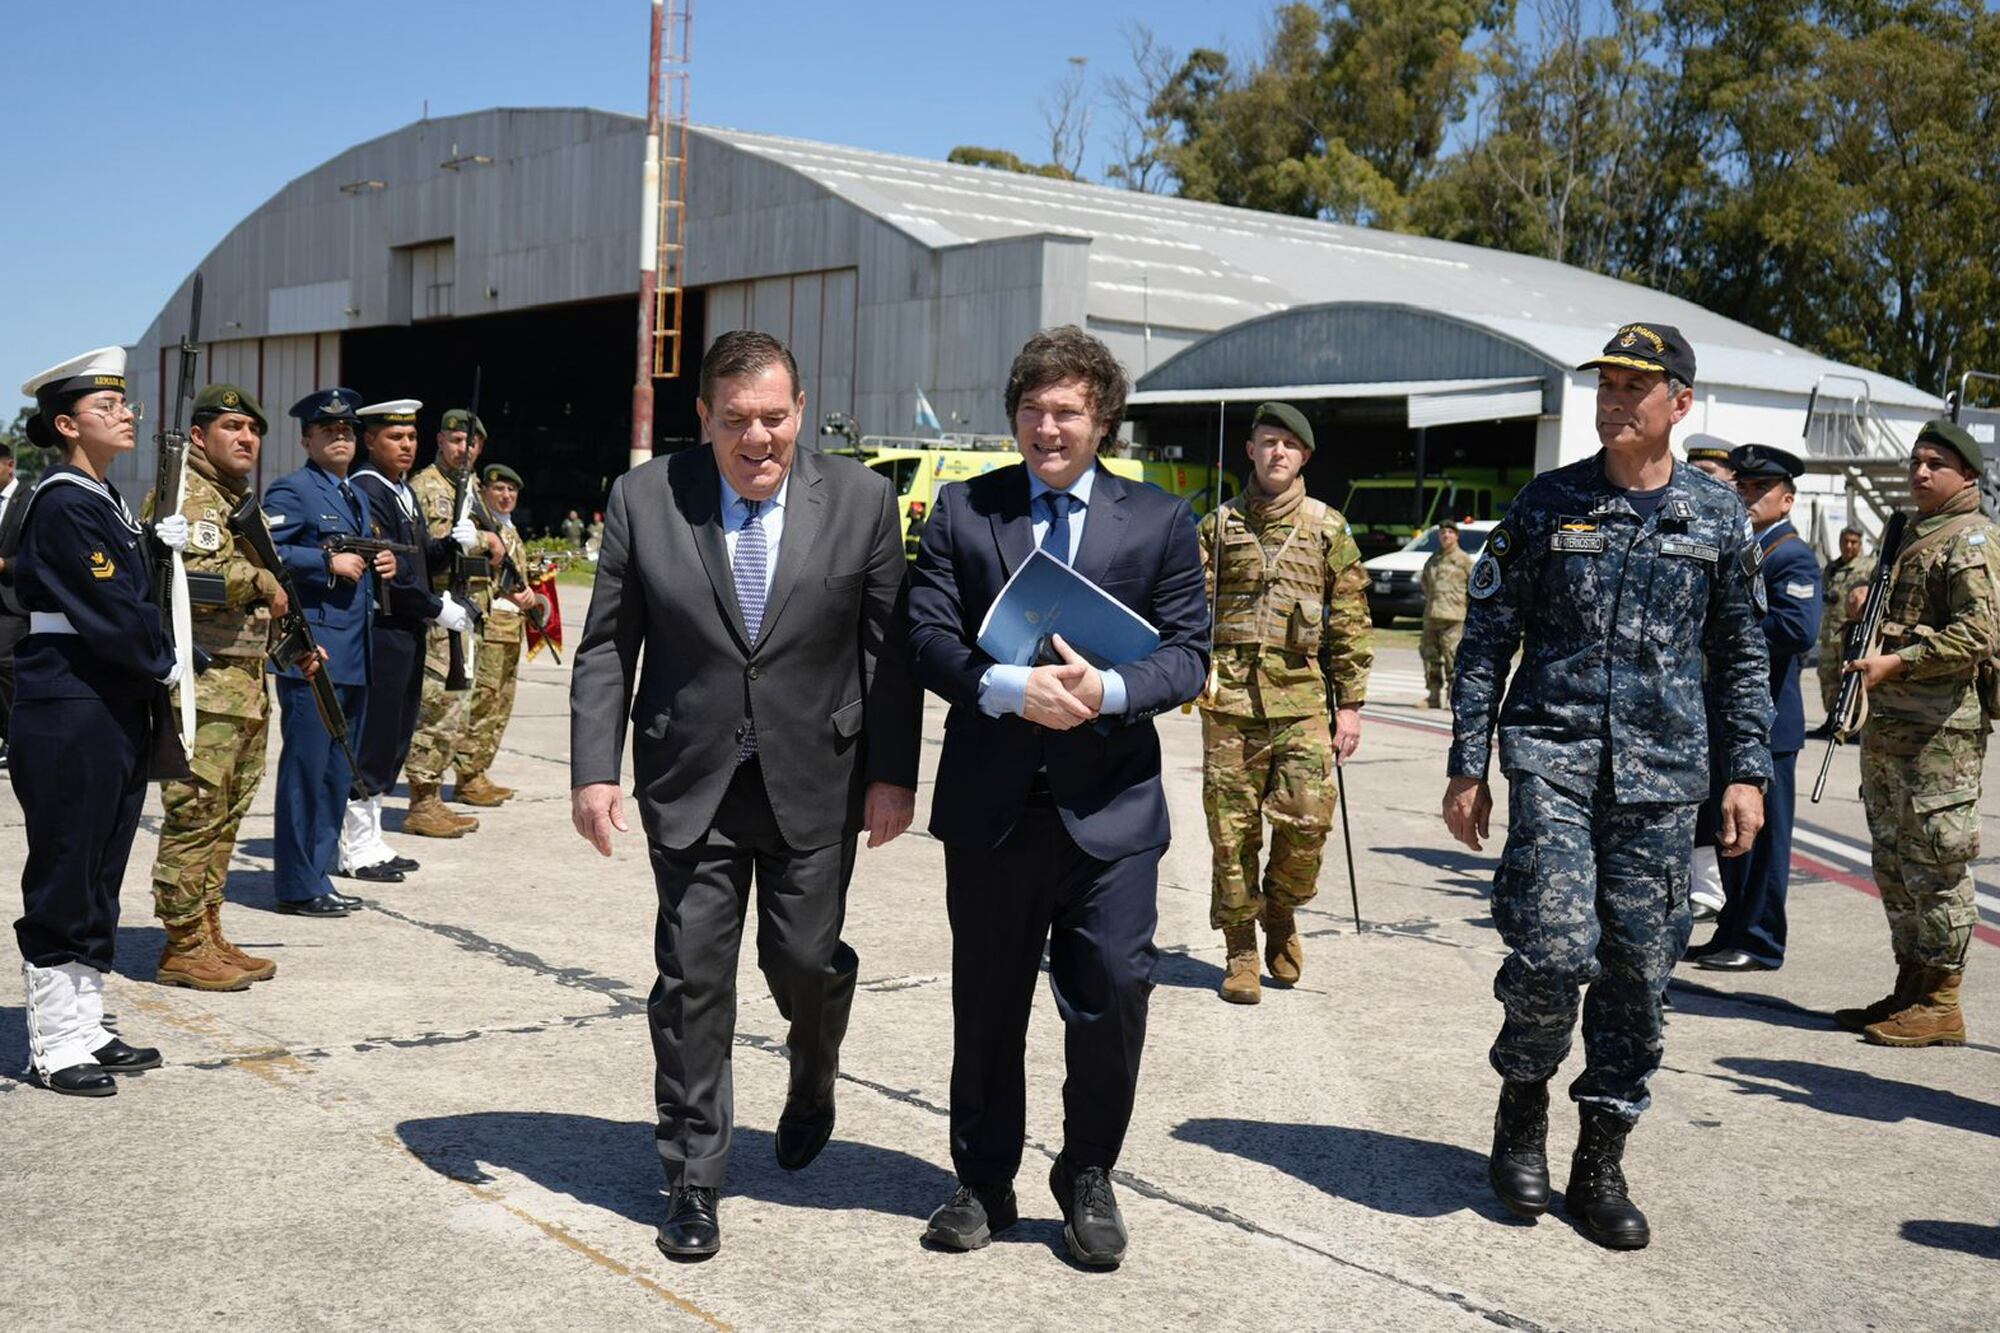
[22,345,128,401]
[357,399,423,426]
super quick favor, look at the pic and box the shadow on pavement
[1899,1218,2000,1259]
[1153,947,1224,991]
[111,925,166,984]
[396,1111,956,1225]
[1712,1057,2000,1138]
[1371,845,1493,896]
[1665,979,1840,1032]
[1171,1117,1515,1221]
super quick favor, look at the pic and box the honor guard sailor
[11,346,183,1094]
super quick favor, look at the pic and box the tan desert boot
[155,919,254,992]
[454,772,514,806]
[1863,968,1966,1047]
[405,782,475,837]
[1220,924,1262,1005]
[1261,902,1304,987]
[206,904,276,982]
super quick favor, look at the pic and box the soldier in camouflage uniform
[1419,520,1472,708]
[1445,324,1771,1250]
[144,385,285,990]
[450,465,548,805]
[1198,402,1372,1005]
[1812,526,1874,733]
[1837,420,1997,1047]
[403,408,503,835]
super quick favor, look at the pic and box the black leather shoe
[1488,1079,1550,1217]
[91,1037,162,1072]
[1564,1107,1650,1250]
[923,1182,1019,1251]
[1694,948,1777,972]
[385,856,420,873]
[327,890,364,909]
[656,1186,721,1260]
[347,862,404,883]
[1050,1154,1127,1268]
[775,1101,836,1171]
[42,1063,117,1097]
[1680,939,1723,963]
[276,894,350,917]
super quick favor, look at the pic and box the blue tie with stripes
[735,498,767,760]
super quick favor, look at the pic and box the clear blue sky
[0,0,1272,417]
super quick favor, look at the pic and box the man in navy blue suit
[1687,443,1822,971]
[264,389,396,917]
[908,326,1209,1268]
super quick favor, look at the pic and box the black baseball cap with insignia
[194,383,268,433]
[1728,443,1806,481]
[1578,322,1697,387]
[289,387,362,424]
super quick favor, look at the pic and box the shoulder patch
[1783,580,1815,599]
[1970,533,1986,546]
[1469,551,1503,600]
[190,520,224,553]
[88,548,116,580]
[1485,523,1515,564]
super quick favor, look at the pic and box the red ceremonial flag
[525,575,564,662]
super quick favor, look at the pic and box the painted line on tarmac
[362,899,650,1012]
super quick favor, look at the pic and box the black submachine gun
[1811,509,1909,802]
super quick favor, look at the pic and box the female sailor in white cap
[10,346,188,1096]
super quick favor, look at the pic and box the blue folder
[976,549,1160,669]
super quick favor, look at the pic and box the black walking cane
[1335,751,1361,932]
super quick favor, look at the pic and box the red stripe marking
[1791,851,2000,948]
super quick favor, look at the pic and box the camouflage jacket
[482,520,529,644]
[1818,553,1877,650]
[142,452,281,717]
[1872,491,2000,732]
[1421,547,1473,622]
[410,462,492,606]
[1449,453,1773,803]
[1197,493,1372,717]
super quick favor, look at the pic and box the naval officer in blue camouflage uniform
[1443,322,1772,1250]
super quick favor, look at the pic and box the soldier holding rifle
[1834,419,1999,1047]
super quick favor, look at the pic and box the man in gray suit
[569,330,920,1261]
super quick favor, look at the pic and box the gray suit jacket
[569,446,920,851]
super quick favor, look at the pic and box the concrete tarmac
[3,616,1997,1331]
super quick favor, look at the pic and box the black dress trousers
[356,618,426,796]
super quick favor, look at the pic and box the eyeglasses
[71,399,145,423]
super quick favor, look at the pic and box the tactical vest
[1211,496,1332,655]
[157,465,272,661]
[1879,509,2000,721]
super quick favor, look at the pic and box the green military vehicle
[1341,471,1522,561]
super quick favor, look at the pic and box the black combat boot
[1488,1079,1550,1216]
[1564,1106,1649,1250]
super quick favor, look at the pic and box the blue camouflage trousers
[1488,772,1696,1123]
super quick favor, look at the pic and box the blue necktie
[1039,491,1072,564]
[735,499,768,760]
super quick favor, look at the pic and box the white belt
[29,611,77,636]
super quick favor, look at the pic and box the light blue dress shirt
[718,471,789,601]
[977,467,1129,718]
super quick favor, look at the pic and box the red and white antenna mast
[631,0,692,468]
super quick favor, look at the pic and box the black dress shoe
[276,894,350,917]
[1680,939,1723,963]
[1694,948,1777,972]
[347,862,404,884]
[775,1101,836,1171]
[327,890,364,909]
[922,1182,1019,1251]
[41,1063,117,1097]
[656,1185,721,1259]
[91,1037,162,1072]
[385,855,420,873]
[1050,1154,1127,1268]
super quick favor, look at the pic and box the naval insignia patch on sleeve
[1469,551,1503,600]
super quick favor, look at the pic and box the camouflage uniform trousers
[453,638,521,778]
[1419,618,1464,698]
[151,661,270,928]
[1489,772,1696,1123]
[404,628,475,785]
[1859,718,1983,971]
[1202,710,1335,929]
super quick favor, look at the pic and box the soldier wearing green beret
[404,409,505,833]
[1197,401,1373,1003]
[1838,418,1999,1046]
[446,464,545,805]
[142,384,285,991]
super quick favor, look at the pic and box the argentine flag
[914,386,942,434]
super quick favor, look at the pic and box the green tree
[2,406,57,485]
[946,145,1075,180]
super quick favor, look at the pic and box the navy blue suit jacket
[264,462,376,687]
[908,461,1209,859]
[1756,519,1822,755]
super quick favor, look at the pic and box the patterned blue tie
[1039,491,1072,563]
[735,498,768,760]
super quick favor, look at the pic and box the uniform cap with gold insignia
[24,346,130,449]
[1681,432,1733,465]
[1577,322,1696,386]
[289,388,362,425]
[193,383,268,434]
[481,464,523,489]
[357,399,424,430]
[440,408,487,439]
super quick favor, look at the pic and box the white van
[1362,521,1498,627]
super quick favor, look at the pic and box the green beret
[1251,401,1314,451]
[441,408,487,438]
[193,383,267,433]
[482,464,523,489]
[1917,418,1982,475]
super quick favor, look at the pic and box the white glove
[154,514,190,553]
[435,592,473,633]
[157,656,186,688]
[452,517,480,553]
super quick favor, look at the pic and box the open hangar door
[341,295,707,536]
